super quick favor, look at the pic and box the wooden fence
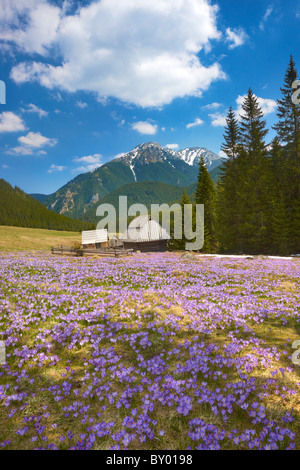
[51,245,133,258]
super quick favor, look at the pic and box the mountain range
[34,142,222,221]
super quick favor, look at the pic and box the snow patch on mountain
[113,142,222,174]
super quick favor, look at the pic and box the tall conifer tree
[220,106,240,159]
[273,55,300,149]
[195,156,216,252]
[273,56,300,253]
[237,89,271,252]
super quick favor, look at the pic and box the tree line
[176,56,300,255]
[0,179,95,232]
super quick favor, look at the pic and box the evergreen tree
[195,157,216,252]
[273,56,300,253]
[271,197,292,255]
[216,155,244,253]
[220,107,240,159]
[238,90,272,253]
[216,107,243,252]
[169,190,191,251]
[0,179,95,232]
[239,88,268,155]
[273,55,300,149]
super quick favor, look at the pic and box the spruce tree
[273,55,300,148]
[273,56,300,253]
[195,156,216,252]
[271,197,292,255]
[238,90,272,253]
[239,88,268,155]
[216,155,244,253]
[220,106,240,159]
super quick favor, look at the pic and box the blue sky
[0,0,299,195]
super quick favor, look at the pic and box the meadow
[0,226,81,252]
[0,251,299,450]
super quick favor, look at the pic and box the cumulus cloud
[201,102,222,110]
[132,121,158,135]
[48,164,65,173]
[236,94,277,118]
[76,100,88,109]
[165,143,179,150]
[0,0,61,55]
[209,112,227,127]
[7,0,225,107]
[186,118,204,129]
[18,131,57,148]
[8,131,57,155]
[0,112,26,133]
[73,153,102,172]
[209,94,277,127]
[226,27,248,49]
[21,103,48,118]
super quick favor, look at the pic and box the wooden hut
[81,229,108,248]
[119,215,171,252]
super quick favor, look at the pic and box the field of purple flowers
[0,252,299,450]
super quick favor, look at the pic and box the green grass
[0,225,81,252]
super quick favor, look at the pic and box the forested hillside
[0,179,95,232]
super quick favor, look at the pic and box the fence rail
[51,245,133,258]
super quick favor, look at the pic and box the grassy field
[0,225,81,252]
[0,252,299,450]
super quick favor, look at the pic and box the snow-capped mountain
[177,147,221,170]
[114,142,221,178]
[39,142,222,220]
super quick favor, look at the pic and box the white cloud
[132,121,158,135]
[8,0,225,108]
[236,94,277,119]
[1,164,9,169]
[166,143,179,150]
[186,118,204,129]
[0,112,26,133]
[209,112,227,127]
[0,0,61,55]
[209,94,277,127]
[7,146,38,156]
[74,154,102,164]
[76,100,88,109]
[48,164,65,173]
[21,103,48,118]
[202,102,222,110]
[226,27,248,49]
[260,6,274,30]
[18,131,57,148]
[73,153,102,172]
[8,131,57,155]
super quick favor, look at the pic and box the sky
[0,0,299,195]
